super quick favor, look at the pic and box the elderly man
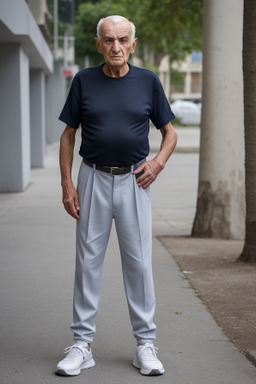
[56,15,177,377]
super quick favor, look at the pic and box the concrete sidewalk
[0,130,255,384]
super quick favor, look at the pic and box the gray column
[184,71,191,96]
[0,44,30,192]
[159,55,170,100]
[192,0,245,239]
[30,69,46,168]
[45,60,66,144]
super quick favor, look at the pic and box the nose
[112,39,120,53]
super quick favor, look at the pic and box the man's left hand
[134,159,164,189]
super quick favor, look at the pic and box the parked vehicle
[170,100,201,125]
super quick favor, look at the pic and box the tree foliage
[74,0,126,67]
[74,0,203,68]
[46,0,203,68]
[114,0,203,56]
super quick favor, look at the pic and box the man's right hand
[62,183,80,220]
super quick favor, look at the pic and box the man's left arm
[134,122,177,189]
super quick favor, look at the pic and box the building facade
[0,0,64,192]
[171,51,202,101]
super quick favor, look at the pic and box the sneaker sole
[132,358,165,376]
[56,358,96,376]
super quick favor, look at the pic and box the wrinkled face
[95,20,137,69]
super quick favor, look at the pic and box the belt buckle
[110,167,118,175]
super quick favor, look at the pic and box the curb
[174,147,199,154]
[246,350,256,367]
[150,146,199,154]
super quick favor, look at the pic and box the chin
[110,58,124,63]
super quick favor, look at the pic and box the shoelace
[138,343,159,360]
[64,344,85,358]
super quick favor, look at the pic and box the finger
[74,196,80,213]
[69,209,79,220]
[64,203,80,220]
[136,166,153,182]
[136,171,148,185]
[135,170,148,185]
[141,179,153,189]
[133,161,147,174]
[137,175,152,188]
[73,209,80,220]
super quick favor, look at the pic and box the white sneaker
[132,343,165,376]
[56,344,95,376]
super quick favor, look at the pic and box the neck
[102,63,129,78]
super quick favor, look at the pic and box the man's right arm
[59,125,80,220]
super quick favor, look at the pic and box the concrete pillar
[0,44,30,192]
[184,71,191,95]
[159,55,170,100]
[192,0,245,239]
[30,69,46,168]
[45,60,66,144]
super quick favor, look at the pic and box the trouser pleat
[71,161,156,343]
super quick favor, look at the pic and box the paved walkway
[1,128,255,383]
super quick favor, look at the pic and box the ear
[130,38,138,54]
[94,37,102,54]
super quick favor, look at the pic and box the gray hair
[96,15,136,42]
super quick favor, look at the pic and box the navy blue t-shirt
[59,63,175,166]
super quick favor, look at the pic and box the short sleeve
[59,74,81,129]
[150,76,175,129]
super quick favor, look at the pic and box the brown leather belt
[83,158,144,176]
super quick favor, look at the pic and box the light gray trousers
[71,160,156,344]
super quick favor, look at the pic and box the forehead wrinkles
[100,21,132,39]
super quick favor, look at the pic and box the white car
[170,100,201,125]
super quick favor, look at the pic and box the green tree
[74,0,126,67]
[113,0,203,58]
[47,0,202,67]
[74,0,203,68]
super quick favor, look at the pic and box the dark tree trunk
[239,0,256,262]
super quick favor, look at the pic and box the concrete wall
[0,44,31,192]
[0,0,53,75]
[0,0,54,192]
[46,60,66,144]
[30,69,46,168]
